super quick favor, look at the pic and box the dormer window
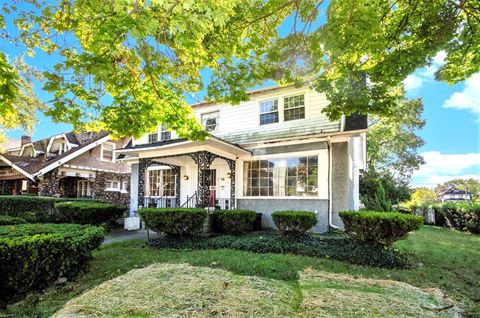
[101,142,115,162]
[284,94,305,121]
[202,111,219,132]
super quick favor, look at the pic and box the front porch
[138,150,237,210]
[128,137,250,212]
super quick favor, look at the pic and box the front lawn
[2,226,479,317]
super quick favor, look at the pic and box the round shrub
[339,211,423,246]
[0,215,27,225]
[0,223,105,306]
[211,210,256,234]
[54,202,126,225]
[272,211,317,238]
[139,208,207,236]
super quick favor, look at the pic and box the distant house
[116,85,367,232]
[0,131,131,205]
[0,137,21,155]
[437,187,472,202]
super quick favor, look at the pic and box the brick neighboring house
[0,131,131,205]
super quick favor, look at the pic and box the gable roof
[438,187,472,196]
[0,131,110,179]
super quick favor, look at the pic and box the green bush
[339,211,423,246]
[210,210,256,234]
[272,211,317,238]
[0,196,103,222]
[0,215,27,225]
[0,223,105,306]
[149,233,414,269]
[435,202,480,233]
[54,202,126,226]
[139,208,207,236]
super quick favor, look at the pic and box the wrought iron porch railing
[181,192,198,208]
[144,196,177,208]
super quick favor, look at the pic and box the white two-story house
[117,85,367,232]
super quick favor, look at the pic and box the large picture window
[244,156,318,197]
[146,168,176,197]
[284,94,305,121]
[259,99,279,125]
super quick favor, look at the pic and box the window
[105,180,120,191]
[244,156,318,197]
[160,124,171,141]
[77,180,92,197]
[148,133,158,143]
[283,94,305,121]
[259,99,279,125]
[101,142,115,162]
[201,111,219,131]
[146,168,176,197]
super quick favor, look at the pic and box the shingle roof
[0,138,21,151]
[0,131,109,176]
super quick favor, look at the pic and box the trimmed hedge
[211,210,257,234]
[0,223,105,306]
[149,233,415,269]
[0,196,103,222]
[340,211,423,246]
[434,202,480,233]
[54,202,126,226]
[0,215,27,225]
[139,208,207,236]
[272,211,317,238]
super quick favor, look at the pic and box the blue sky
[2,4,479,188]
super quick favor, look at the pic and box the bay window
[244,156,318,197]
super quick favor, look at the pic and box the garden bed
[148,232,416,269]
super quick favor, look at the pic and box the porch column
[138,158,152,208]
[173,166,181,207]
[226,159,236,209]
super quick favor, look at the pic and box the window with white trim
[59,142,67,154]
[105,180,120,191]
[101,142,115,162]
[121,181,129,193]
[244,156,318,197]
[283,94,305,121]
[160,124,171,141]
[77,180,92,197]
[259,99,279,125]
[146,168,176,197]
[148,133,158,143]
[201,111,219,132]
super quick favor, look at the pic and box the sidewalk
[104,228,158,244]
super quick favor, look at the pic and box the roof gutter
[326,137,341,230]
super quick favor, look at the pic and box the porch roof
[116,136,251,161]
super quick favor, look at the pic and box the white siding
[133,86,338,146]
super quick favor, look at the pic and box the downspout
[327,137,341,230]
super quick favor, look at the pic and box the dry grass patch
[52,263,296,318]
[298,269,460,318]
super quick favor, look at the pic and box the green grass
[1,226,479,317]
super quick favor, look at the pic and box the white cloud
[403,51,447,92]
[442,73,480,117]
[411,151,480,188]
[403,74,423,91]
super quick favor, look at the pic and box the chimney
[21,135,31,146]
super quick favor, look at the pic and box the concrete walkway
[104,228,158,244]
